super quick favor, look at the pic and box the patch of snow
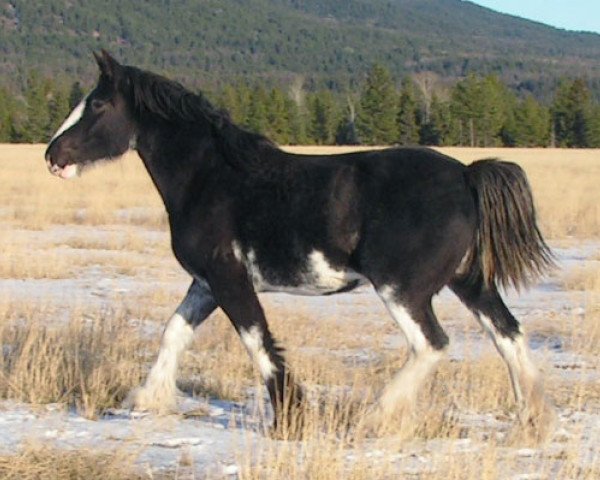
[512,474,545,480]
[222,464,240,475]
[516,448,537,457]
[151,437,208,448]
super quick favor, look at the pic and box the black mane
[124,66,277,171]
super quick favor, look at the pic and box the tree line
[2,64,600,148]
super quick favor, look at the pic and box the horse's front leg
[125,279,217,413]
[206,260,303,436]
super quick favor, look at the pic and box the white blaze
[49,96,87,144]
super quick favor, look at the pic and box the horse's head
[45,50,137,179]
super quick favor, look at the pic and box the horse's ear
[93,49,121,79]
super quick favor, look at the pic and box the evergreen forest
[2,0,600,147]
[2,65,599,148]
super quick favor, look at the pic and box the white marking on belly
[232,244,366,295]
[49,95,88,144]
[308,250,364,290]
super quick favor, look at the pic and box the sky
[471,0,600,34]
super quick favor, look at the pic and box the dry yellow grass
[0,444,144,480]
[0,144,599,478]
[562,265,600,291]
[2,144,598,237]
[572,305,600,357]
[0,145,164,230]
[0,304,149,417]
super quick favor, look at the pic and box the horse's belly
[255,270,367,296]
[237,246,367,296]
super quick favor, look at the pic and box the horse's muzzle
[45,151,79,179]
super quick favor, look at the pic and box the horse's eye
[91,99,105,111]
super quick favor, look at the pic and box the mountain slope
[2,0,600,97]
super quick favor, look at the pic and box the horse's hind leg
[450,276,555,441]
[125,279,217,413]
[365,286,448,431]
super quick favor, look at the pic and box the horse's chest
[232,242,365,295]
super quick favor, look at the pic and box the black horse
[45,51,555,437]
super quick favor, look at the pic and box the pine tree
[0,87,12,142]
[396,77,420,145]
[22,71,51,143]
[285,96,307,145]
[335,97,360,145]
[586,105,600,148]
[450,74,480,146]
[236,84,253,128]
[357,64,397,145]
[450,74,511,147]
[286,76,308,145]
[265,87,291,144]
[217,84,243,124]
[307,90,338,145]
[479,75,512,147]
[420,94,459,146]
[551,79,593,147]
[247,86,269,135]
[504,96,550,147]
[47,83,70,139]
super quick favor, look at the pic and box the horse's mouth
[47,160,80,179]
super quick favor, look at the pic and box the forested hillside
[2,0,600,97]
[2,1,600,147]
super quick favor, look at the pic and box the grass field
[0,144,598,479]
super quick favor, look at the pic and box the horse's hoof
[268,423,304,441]
[268,406,307,440]
[509,401,557,445]
[123,386,178,415]
[355,404,415,439]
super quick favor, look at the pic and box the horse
[45,50,555,438]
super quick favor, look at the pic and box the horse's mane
[124,66,277,172]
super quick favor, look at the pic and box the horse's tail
[463,159,555,290]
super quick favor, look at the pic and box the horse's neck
[135,125,213,214]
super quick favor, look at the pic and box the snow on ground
[0,399,248,477]
[0,239,598,476]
